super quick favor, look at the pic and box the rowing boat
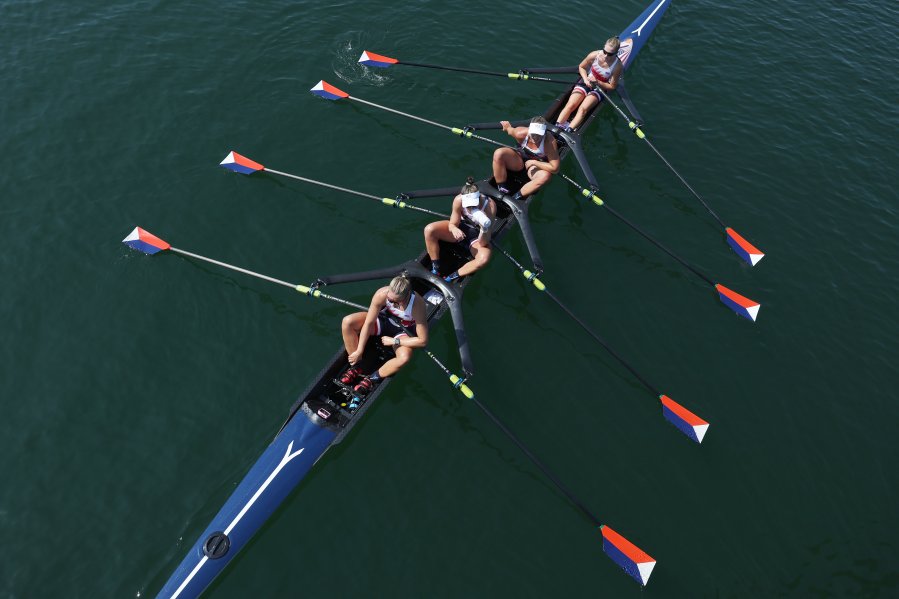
[152,1,670,596]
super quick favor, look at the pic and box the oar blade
[358,50,398,68]
[220,151,265,175]
[122,227,170,255]
[715,284,761,322]
[310,80,349,101]
[660,395,709,443]
[601,526,656,586]
[725,227,764,266]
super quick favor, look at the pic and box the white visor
[528,122,547,136]
[461,191,480,207]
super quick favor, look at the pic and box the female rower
[339,275,428,396]
[424,176,497,282]
[492,116,561,199]
[555,36,623,131]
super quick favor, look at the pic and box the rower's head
[387,276,412,307]
[602,36,621,58]
[460,176,478,196]
[528,116,547,142]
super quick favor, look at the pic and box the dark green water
[2,0,897,597]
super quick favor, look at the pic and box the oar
[310,81,762,322]
[121,226,473,398]
[493,245,709,443]
[358,51,573,84]
[219,151,446,217]
[218,160,708,441]
[311,80,510,148]
[561,175,761,322]
[588,86,764,266]
[122,226,657,586]
[358,53,764,266]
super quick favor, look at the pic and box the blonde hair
[605,36,621,52]
[388,276,412,302]
[461,176,478,195]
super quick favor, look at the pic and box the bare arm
[354,287,387,357]
[579,51,598,83]
[500,120,527,143]
[448,196,465,241]
[397,295,428,349]
[597,62,623,91]
[476,199,497,245]
[526,138,561,174]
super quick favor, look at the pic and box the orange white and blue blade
[220,151,265,175]
[726,228,764,266]
[715,284,761,322]
[601,526,656,586]
[122,227,170,255]
[310,80,349,101]
[660,395,709,443]
[358,51,398,68]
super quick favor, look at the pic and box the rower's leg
[424,220,453,259]
[519,169,552,197]
[457,242,492,277]
[556,91,585,125]
[492,148,524,192]
[341,312,370,354]
[571,94,600,130]
[376,345,414,377]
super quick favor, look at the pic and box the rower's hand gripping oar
[123,226,656,586]
[220,151,447,218]
[121,227,473,398]
[561,175,762,321]
[492,243,709,443]
[587,85,765,266]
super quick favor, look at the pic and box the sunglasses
[603,49,618,56]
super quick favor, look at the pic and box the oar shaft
[401,61,508,78]
[265,168,448,218]
[349,96,509,148]
[470,394,603,528]
[543,288,661,397]
[265,168,382,202]
[602,204,714,286]
[401,61,570,84]
[492,242,660,396]
[169,247,298,290]
[350,96,455,133]
[595,87,726,228]
[560,174,714,286]
[640,137,725,226]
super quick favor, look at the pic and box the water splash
[333,37,390,86]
